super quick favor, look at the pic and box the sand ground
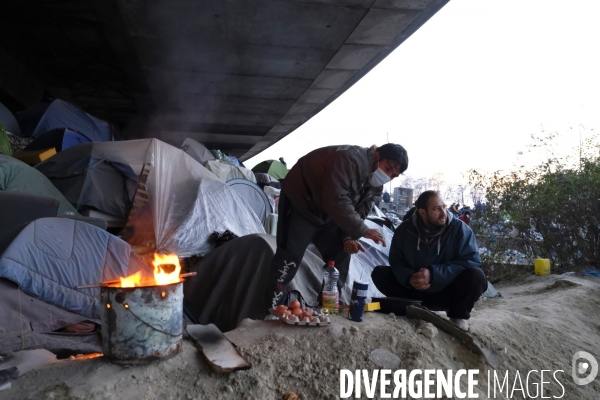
[1,273,599,400]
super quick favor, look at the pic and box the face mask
[369,167,391,187]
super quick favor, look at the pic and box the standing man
[269,144,409,308]
[371,190,486,331]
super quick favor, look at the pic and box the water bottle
[322,261,339,315]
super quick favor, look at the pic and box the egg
[284,310,292,316]
[290,300,301,309]
[303,308,313,316]
[291,308,303,316]
[276,305,288,314]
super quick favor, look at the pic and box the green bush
[469,132,600,268]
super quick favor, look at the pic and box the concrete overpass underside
[0,0,449,160]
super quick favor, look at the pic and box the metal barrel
[101,281,183,365]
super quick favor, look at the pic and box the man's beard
[426,213,446,229]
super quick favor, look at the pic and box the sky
[245,0,600,190]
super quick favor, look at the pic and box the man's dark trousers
[371,266,487,319]
[268,194,350,309]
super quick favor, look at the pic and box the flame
[120,271,142,288]
[152,253,181,286]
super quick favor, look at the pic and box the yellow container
[534,258,551,275]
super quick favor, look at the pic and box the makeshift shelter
[251,159,288,180]
[204,159,256,183]
[226,178,272,224]
[0,102,20,135]
[0,154,78,215]
[184,234,324,332]
[181,138,215,165]
[36,139,265,256]
[24,127,91,152]
[0,217,149,331]
[16,99,112,142]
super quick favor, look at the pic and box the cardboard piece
[187,324,251,373]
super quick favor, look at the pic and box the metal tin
[101,280,183,365]
[348,280,368,322]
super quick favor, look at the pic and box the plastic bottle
[322,261,339,315]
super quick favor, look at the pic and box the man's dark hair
[376,143,408,173]
[415,190,441,210]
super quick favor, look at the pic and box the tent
[0,217,149,328]
[254,172,281,189]
[227,178,272,224]
[251,159,288,180]
[205,159,256,183]
[0,154,79,215]
[16,99,112,142]
[24,127,91,152]
[36,139,265,256]
[0,102,20,135]
[181,138,215,165]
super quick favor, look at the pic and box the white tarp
[205,159,256,183]
[181,138,215,165]
[36,139,265,256]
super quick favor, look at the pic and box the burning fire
[114,253,181,287]
[120,271,142,288]
[152,253,182,285]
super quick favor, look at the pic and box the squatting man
[372,190,487,331]
[268,143,409,307]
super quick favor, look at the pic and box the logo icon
[572,351,598,385]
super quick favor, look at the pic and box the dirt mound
[2,274,600,400]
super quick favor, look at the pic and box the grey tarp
[0,155,78,216]
[0,279,96,334]
[183,234,324,332]
[0,217,150,320]
[227,179,272,224]
[181,138,215,165]
[35,139,265,256]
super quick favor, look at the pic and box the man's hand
[363,228,386,247]
[409,268,431,290]
[343,239,366,254]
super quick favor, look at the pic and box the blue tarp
[25,128,92,152]
[16,99,112,142]
[0,217,150,319]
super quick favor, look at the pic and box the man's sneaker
[449,318,469,331]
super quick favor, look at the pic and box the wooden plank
[187,324,251,373]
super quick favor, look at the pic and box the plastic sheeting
[227,178,272,224]
[16,100,111,141]
[0,218,149,319]
[342,219,393,303]
[205,159,256,183]
[36,139,265,256]
[181,138,215,165]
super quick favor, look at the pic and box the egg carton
[268,308,332,326]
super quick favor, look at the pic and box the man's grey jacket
[281,145,382,240]
[388,212,482,292]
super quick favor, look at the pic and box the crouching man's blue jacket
[388,212,481,293]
